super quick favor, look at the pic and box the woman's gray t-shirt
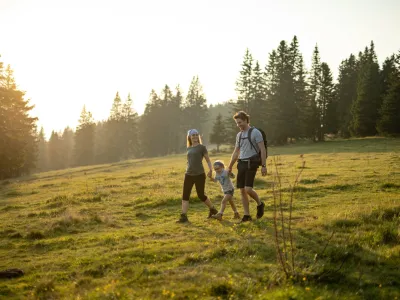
[186,144,208,175]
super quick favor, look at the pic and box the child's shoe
[233,212,241,219]
[211,212,223,221]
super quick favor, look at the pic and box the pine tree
[377,52,400,135]
[121,93,138,159]
[350,42,381,136]
[37,127,48,171]
[209,113,226,152]
[308,45,322,141]
[235,49,254,113]
[336,54,358,137]
[250,60,267,128]
[61,127,74,168]
[74,105,95,166]
[0,60,38,179]
[140,89,161,157]
[110,92,122,121]
[48,131,64,170]
[318,62,336,139]
[290,36,309,139]
[183,76,208,134]
[264,50,280,143]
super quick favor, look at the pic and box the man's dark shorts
[237,160,259,188]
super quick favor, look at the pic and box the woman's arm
[203,152,213,178]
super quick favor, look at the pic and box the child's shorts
[224,189,234,196]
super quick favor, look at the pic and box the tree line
[1,37,399,179]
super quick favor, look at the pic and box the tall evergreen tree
[48,131,64,170]
[290,36,309,139]
[0,60,38,179]
[61,127,74,168]
[250,60,267,128]
[121,93,138,159]
[209,113,226,152]
[183,76,208,134]
[37,127,48,171]
[336,54,358,137]
[74,105,95,166]
[377,52,400,135]
[308,45,322,141]
[350,42,381,136]
[235,49,254,113]
[318,62,336,139]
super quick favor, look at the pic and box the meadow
[0,137,399,300]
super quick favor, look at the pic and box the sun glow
[1,0,399,137]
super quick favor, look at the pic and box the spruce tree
[377,52,400,135]
[183,76,208,134]
[336,54,358,137]
[61,127,74,168]
[235,49,254,113]
[74,105,95,166]
[350,42,381,136]
[48,131,64,170]
[0,60,38,179]
[209,113,226,152]
[308,45,322,141]
[250,60,267,128]
[37,127,48,171]
[318,62,336,139]
[290,36,309,139]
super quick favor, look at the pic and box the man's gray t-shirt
[186,144,208,175]
[214,170,234,192]
[235,127,263,159]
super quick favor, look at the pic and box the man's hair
[233,111,250,123]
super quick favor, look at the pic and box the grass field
[0,137,399,299]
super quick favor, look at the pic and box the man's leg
[245,186,261,206]
[244,164,265,219]
[240,187,250,215]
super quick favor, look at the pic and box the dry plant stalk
[272,156,305,278]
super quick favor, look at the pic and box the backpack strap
[248,127,259,153]
[238,132,242,148]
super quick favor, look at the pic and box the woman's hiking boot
[211,212,223,221]
[177,213,189,223]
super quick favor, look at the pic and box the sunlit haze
[1,0,399,138]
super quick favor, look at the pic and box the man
[227,111,267,222]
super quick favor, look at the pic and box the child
[210,160,240,220]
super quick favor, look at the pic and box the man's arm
[228,147,240,173]
[257,141,267,176]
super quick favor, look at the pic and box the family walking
[178,111,268,223]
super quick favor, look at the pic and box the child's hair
[213,160,225,168]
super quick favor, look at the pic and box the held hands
[207,170,212,178]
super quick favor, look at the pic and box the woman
[177,129,218,223]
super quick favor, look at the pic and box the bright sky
[1,0,399,138]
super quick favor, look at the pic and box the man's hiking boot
[211,212,223,221]
[256,202,265,219]
[208,207,218,218]
[240,215,252,223]
[233,212,241,219]
[177,213,189,223]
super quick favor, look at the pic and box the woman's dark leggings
[182,173,207,201]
